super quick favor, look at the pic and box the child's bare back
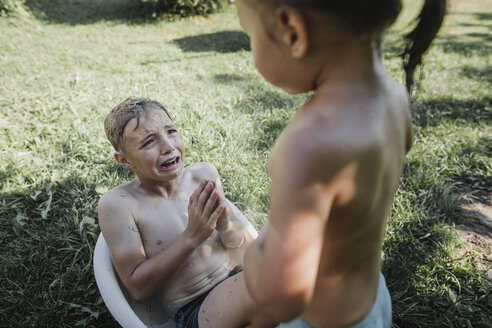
[236,0,445,326]
[267,77,412,327]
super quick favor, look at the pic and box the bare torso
[267,76,411,327]
[107,163,237,316]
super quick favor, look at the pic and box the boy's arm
[213,177,247,249]
[98,181,223,301]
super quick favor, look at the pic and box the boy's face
[119,108,185,182]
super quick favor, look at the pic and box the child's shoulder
[277,97,406,174]
[98,182,138,211]
[184,162,220,183]
[283,107,360,158]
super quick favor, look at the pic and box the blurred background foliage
[0,0,228,21]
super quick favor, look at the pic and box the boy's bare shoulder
[98,182,138,220]
[185,162,220,183]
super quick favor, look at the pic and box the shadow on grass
[382,30,404,58]
[235,88,302,115]
[451,136,492,203]
[0,175,118,327]
[466,32,492,41]
[453,13,492,35]
[474,12,492,22]
[457,22,486,29]
[233,88,304,153]
[382,27,492,59]
[384,162,492,326]
[461,65,492,84]
[24,0,168,24]
[411,96,492,128]
[383,214,491,327]
[213,73,247,84]
[141,53,218,66]
[253,117,288,154]
[172,31,250,53]
[437,35,491,56]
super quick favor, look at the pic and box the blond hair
[104,98,172,152]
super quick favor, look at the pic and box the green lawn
[0,0,491,327]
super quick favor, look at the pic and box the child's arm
[244,183,330,321]
[98,181,224,301]
[244,134,351,322]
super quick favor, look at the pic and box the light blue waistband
[279,273,392,328]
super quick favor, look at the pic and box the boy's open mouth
[160,157,180,170]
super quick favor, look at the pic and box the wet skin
[99,108,276,327]
[236,0,413,326]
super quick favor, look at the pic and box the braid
[402,0,447,92]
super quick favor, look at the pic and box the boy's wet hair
[253,0,446,92]
[104,98,173,152]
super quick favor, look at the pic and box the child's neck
[313,33,385,93]
[135,175,181,199]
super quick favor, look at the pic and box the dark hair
[402,0,447,92]
[257,0,446,92]
[261,0,403,31]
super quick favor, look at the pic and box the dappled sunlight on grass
[0,0,491,327]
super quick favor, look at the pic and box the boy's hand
[204,180,231,231]
[215,192,232,231]
[186,180,225,247]
[215,205,232,231]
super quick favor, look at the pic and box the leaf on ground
[40,191,53,219]
[79,216,96,234]
[14,212,29,226]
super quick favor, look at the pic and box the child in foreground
[98,98,276,328]
[236,0,446,327]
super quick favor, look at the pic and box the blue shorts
[279,273,392,328]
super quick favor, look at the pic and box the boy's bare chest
[134,197,190,257]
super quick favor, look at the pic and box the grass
[0,0,491,327]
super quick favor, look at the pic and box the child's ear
[114,152,134,169]
[275,6,309,59]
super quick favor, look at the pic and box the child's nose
[159,137,174,154]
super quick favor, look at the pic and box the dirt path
[455,201,492,277]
